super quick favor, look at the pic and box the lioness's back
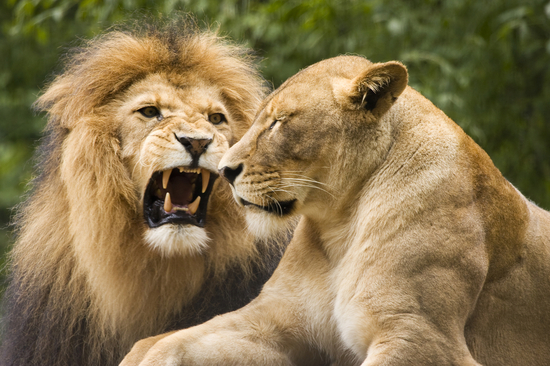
[415,86,550,364]
[465,200,550,364]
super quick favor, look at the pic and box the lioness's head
[36,20,265,257]
[219,56,407,236]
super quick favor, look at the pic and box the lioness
[121,56,550,366]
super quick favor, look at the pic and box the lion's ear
[335,61,408,118]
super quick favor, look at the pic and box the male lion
[121,55,550,366]
[0,19,286,366]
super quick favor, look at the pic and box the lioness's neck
[304,89,446,262]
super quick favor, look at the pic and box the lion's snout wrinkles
[122,55,550,366]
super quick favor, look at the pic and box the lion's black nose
[175,135,212,160]
[219,164,243,185]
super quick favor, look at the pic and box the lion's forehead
[116,75,234,179]
[123,75,226,115]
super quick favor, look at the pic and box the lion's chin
[144,224,210,257]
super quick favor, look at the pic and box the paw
[120,331,177,366]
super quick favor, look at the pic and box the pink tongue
[168,174,194,205]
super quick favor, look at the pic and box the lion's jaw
[144,224,210,257]
[117,73,237,257]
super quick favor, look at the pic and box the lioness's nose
[176,136,212,159]
[219,164,243,185]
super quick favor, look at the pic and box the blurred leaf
[1,0,550,274]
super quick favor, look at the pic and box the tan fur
[122,55,550,366]
[1,18,279,366]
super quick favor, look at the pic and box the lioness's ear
[335,61,408,118]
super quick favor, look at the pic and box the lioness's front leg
[335,221,487,365]
[120,309,293,366]
[120,293,330,366]
[121,331,178,366]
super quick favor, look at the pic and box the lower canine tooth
[188,196,201,215]
[164,192,172,212]
[201,169,210,193]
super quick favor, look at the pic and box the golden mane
[35,19,262,137]
[1,17,279,366]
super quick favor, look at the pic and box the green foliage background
[1,0,550,284]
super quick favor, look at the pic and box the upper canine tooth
[162,169,172,189]
[188,195,201,215]
[164,192,172,213]
[179,167,184,173]
[201,169,210,193]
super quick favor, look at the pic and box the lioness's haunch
[0,17,288,366]
[121,55,550,366]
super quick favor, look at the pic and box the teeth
[162,169,172,189]
[201,169,210,193]
[178,167,201,174]
[164,192,172,212]
[188,195,201,215]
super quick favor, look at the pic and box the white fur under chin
[245,210,296,241]
[145,224,210,257]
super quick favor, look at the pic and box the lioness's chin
[244,209,297,241]
[144,224,210,257]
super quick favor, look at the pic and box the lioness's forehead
[262,55,373,114]
[287,56,373,85]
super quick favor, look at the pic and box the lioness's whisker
[281,174,330,187]
[282,172,323,177]
[281,177,330,187]
[268,186,295,196]
[281,184,334,197]
[278,180,335,198]
[265,193,284,216]
[266,186,287,208]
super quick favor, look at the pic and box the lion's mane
[0,17,282,366]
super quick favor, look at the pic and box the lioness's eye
[269,121,278,130]
[209,113,226,125]
[138,106,160,118]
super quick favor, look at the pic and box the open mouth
[241,198,296,217]
[143,167,218,228]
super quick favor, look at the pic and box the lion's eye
[208,113,226,125]
[269,121,278,130]
[138,106,160,118]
